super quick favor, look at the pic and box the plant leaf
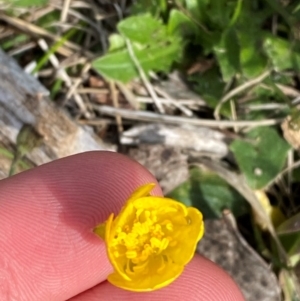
[93,13,182,82]
[108,34,125,52]
[167,167,249,219]
[263,35,300,71]
[117,14,166,44]
[214,27,240,81]
[230,127,290,189]
[239,32,267,78]
[168,9,197,36]
[10,0,48,6]
[93,40,181,82]
[132,0,167,15]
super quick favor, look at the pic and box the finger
[69,255,245,301]
[0,151,162,301]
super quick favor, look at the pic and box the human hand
[0,151,245,300]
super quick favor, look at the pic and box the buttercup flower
[94,183,204,292]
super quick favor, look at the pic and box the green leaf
[1,34,28,51]
[183,0,208,19]
[167,9,197,37]
[167,168,249,219]
[263,35,300,71]
[33,28,77,73]
[92,40,181,82]
[36,11,61,33]
[214,28,240,81]
[93,13,182,82]
[207,0,231,28]
[184,0,202,11]
[0,147,30,169]
[117,14,166,44]
[230,127,290,189]
[131,0,167,15]
[10,0,48,6]
[228,0,243,28]
[190,67,224,101]
[108,34,125,52]
[9,124,43,176]
[189,66,233,116]
[239,32,267,78]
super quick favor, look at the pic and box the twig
[25,5,54,22]
[8,42,36,56]
[292,96,300,104]
[276,83,300,98]
[0,13,93,57]
[113,3,123,19]
[76,88,109,94]
[230,99,238,133]
[136,96,201,106]
[244,103,288,111]
[214,71,271,119]
[66,62,91,100]
[52,3,106,36]
[109,80,123,135]
[116,82,139,109]
[60,0,72,23]
[125,38,165,113]
[95,105,283,128]
[154,86,193,117]
[37,39,90,118]
[287,149,293,194]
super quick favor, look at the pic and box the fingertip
[69,254,245,301]
[0,151,163,301]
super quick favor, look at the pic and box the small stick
[96,105,283,128]
[214,71,270,119]
[109,80,123,135]
[60,0,72,23]
[125,38,165,113]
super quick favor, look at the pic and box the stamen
[126,250,137,259]
[113,208,174,274]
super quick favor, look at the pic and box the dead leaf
[281,116,300,150]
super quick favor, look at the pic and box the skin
[0,151,245,301]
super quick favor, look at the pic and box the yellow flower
[94,183,204,292]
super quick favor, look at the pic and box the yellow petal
[133,196,188,213]
[128,183,156,201]
[165,208,204,265]
[94,183,204,292]
[104,213,132,281]
[93,213,114,240]
[108,184,156,240]
[105,213,114,241]
[107,260,184,292]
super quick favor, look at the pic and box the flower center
[111,209,177,275]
